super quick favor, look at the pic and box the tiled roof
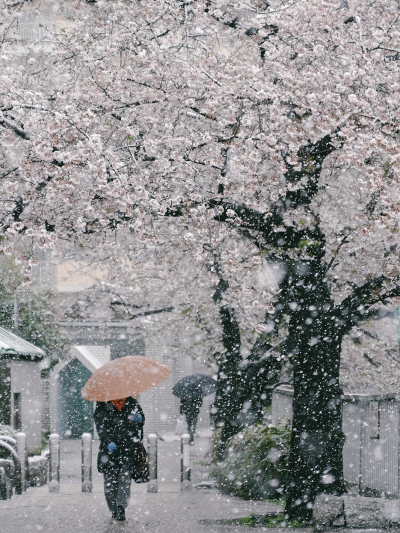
[0,326,45,360]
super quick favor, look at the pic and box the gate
[343,393,399,496]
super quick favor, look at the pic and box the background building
[32,248,214,440]
[0,326,45,453]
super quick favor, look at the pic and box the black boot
[114,506,126,521]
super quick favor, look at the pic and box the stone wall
[314,494,400,529]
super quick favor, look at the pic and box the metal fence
[272,388,400,496]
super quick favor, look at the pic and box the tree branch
[0,118,30,140]
[337,275,400,333]
[325,235,349,274]
[0,167,19,180]
[129,306,174,319]
[164,133,338,251]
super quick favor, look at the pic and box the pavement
[0,433,309,533]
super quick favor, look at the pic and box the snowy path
[0,435,293,532]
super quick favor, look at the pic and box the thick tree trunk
[285,341,345,520]
[284,271,346,521]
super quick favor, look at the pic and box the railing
[0,431,195,495]
[181,433,192,491]
[147,433,158,493]
[47,433,162,494]
[0,440,22,498]
[49,434,60,493]
[81,433,93,493]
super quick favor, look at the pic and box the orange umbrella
[81,355,171,401]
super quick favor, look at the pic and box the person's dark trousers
[103,464,131,514]
[185,412,199,442]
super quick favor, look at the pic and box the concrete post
[147,433,158,493]
[81,433,93,493]
[181,433,192,491]
[16,433,27,492]
[48,433,60,493]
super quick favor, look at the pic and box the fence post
[181,433,192,491]
[147,433,158,493]
[16,433,27,492]
[81,433,93,493]
[48,434,60,493]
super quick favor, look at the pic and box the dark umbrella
[172,374,216,399]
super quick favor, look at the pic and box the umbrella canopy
[172,374,216,399]
[81,355,171,401]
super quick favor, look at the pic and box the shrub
[0,424,17,437]
[213,419,291,500]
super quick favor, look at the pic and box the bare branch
[0,118,30,140]
[129,306,174,319]
[0,167,19,180]
[337,275,400,333]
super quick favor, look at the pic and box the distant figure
[180,392,203,443]
[173,374,216,443]
[94,397,145,522]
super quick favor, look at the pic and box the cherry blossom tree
[0,255,70,365]
[1,0,400,520]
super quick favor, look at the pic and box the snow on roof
[72,345,110,374]
[0,326,45,360]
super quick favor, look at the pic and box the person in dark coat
[94,396,145,521]
[180,392,203,443]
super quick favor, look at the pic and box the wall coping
[274,386,400,403]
